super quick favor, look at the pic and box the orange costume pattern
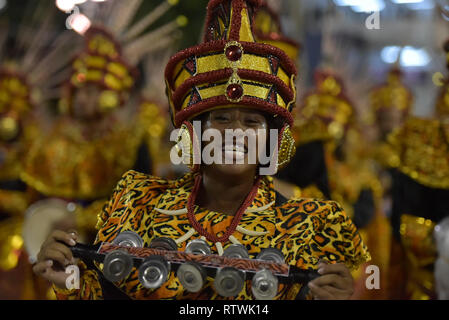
[55,170,370,300]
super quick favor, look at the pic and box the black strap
[84,259,132,300]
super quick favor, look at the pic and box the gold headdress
[297,69,354,145]
[164,0,298,173]
[387,117,449,189]
[253,0,300,63]
[60,0,185,115]
[20,0,184,199]
[370,67,413,116]
[165,0,297,128]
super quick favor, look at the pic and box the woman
[33,0,369,300]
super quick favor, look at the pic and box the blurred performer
[387,117,449,300]
[370,67,413,218]
[252,0,312,199]
[34,0,370,300]
[371,67,413,148]
[0,4,81,299]
[386,40,449,300]
[21,0,183,247]
[277,69,390,299]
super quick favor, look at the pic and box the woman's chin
[206,162,256,177]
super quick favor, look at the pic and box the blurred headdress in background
[296,68,354,145]
[370,66,413,119]
[59,0,185,115]
[253,0,301,63]
[0,3,79,142]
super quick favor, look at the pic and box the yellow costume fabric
[54,170,370,300]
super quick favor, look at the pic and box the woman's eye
[214,115,230,122]
[245,118,262,126]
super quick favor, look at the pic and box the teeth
[223,145,246,153]
[224,150,245,161]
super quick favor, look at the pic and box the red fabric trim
[171,68,294,109]
[204,0,262,42]
[242,41,296,75]
[165,40,297,88]
[229,0,244,41]
[174,95,293,128]
[165,40,227,86]
[172,69,233,107]
[237,69,295,101]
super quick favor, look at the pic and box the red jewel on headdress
[226,83,243,100]
[225,45,243,62]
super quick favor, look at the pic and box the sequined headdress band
[165,0,298,128]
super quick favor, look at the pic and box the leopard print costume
[54,170,370,300]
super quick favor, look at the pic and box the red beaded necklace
[187,173,261,243]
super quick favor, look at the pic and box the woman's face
[201,107,269,177]
[376,107,405,138]
[72,84,102,121]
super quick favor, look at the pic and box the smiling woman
[33,0,370,300]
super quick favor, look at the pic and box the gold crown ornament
[165,0,298,173]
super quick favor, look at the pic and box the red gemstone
[226,84,243,100]
[225,45,243,61]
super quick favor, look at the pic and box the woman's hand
[32,230,78,289]
[308,262,354,300]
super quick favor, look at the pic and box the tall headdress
[59,0,185,115]
[370,67,413,119]
[165,0,298,172]
[296,69,354,145]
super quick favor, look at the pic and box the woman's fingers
[318,262,351,278]
[307,262,354,299]
[308,282,333,300]
[309,283,349,300]
[37,230,77,263]
[32,260,53,275]
[50,230,77,247]
[310,274,347,289]
[50,242,75,263]
[43,248,70,267]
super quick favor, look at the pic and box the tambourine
[70,231,320,300]
[23,199,76,264]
